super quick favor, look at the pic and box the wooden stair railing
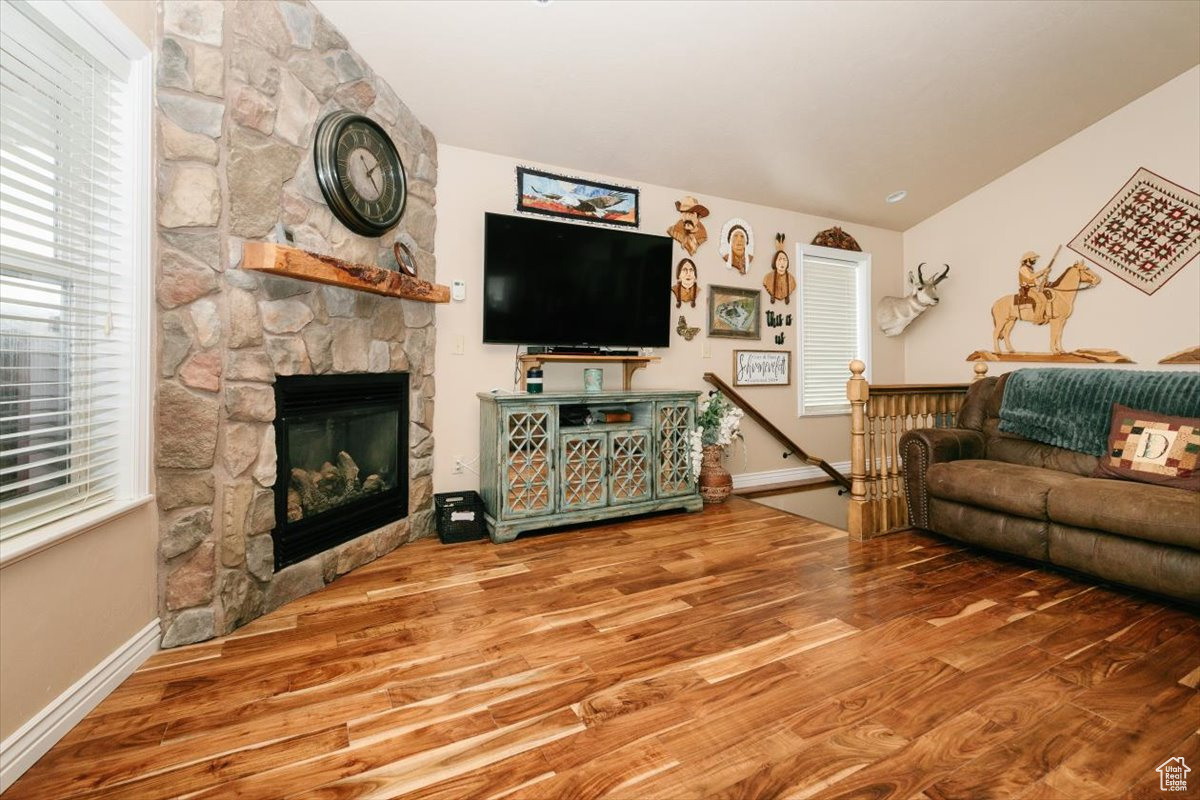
[702,372,852,491]
[846,360,989,540]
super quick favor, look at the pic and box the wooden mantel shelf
[242,242,450,303]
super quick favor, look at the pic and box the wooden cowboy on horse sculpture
[1016,249,1052,323]
[991,245,1101,354]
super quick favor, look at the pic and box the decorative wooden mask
[762,233,795,304]
[719,218,754,274]
[672,257,700,308]
[667,195,710,256]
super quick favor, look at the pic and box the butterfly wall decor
[676,315,700,341]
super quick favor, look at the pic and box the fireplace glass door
[273,373,408,570]
[286,407,399,523]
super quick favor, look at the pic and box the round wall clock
[313,111,407,238]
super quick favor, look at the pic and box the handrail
[702,372,852,491]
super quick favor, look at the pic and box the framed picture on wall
[515,166,639,228]
[707,285,761,339]
[733,350,790,386]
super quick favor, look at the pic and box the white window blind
[796,246,871,415]
[0,0,141,541]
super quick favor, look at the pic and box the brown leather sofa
[901,374,1200,605]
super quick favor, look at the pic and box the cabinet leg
[489,525,520,544]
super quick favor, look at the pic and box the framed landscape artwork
[515,166,639,228]
[707,285,761,340]
[733,350,791,386]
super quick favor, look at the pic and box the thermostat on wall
[451,280,466,301]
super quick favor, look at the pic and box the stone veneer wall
[154,0,437,647]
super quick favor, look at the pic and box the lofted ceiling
[312,0,1200,231]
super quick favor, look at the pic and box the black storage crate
[434,491,487,543]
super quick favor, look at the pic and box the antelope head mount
[876,262,950,337]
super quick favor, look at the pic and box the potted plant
[690,391,744,504]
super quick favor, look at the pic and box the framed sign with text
[733,350,790,386]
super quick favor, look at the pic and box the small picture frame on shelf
[733,350,791,386]
[707,285,761,340]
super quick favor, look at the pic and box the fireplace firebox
[272,373,408,570]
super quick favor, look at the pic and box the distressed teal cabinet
[478,390,704,543]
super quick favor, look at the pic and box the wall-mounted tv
[482,213,672,348]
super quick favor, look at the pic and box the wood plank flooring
[8,498,1198,799]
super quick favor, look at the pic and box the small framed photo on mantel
[733,350,791,386]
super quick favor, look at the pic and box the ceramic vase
[699,444,732,504]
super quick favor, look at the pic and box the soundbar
[526,346,639,356]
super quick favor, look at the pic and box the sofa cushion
[1093,403,1200,491]
[955,376,998,432]
[1048,523,1200,605]
[929,499,1048,561]
[988,435,1099,477]
[926,460,1084,520]
[1047,478,1200,552]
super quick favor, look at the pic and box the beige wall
[103,0,154,47]
[1,0,158,747]
[0,504,158,741]
[432,145,905,512]
[902,67,1200,382]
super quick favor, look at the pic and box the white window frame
[0,0,152,565]
[795,243,872,417]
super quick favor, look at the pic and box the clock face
[314,112,407,237]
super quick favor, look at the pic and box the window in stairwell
[795,244,871,416]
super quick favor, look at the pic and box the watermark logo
[1157,756,1191,792]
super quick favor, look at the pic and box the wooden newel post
[972,362,989,383]
[847,359,873,540]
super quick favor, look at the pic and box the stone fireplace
[273,373,408,569]
[153,0,437,647]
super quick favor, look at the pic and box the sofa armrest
[899,428,986,529]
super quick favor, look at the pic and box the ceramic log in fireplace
[273,373,408,570]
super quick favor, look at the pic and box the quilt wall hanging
[1068,167,1200,295]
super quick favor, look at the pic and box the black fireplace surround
[272,373,408,570]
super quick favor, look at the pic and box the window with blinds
[796,246,871,416]
[0,0,147,542]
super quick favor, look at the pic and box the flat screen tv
[482,213,672,348]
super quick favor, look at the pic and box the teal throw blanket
[998,368,1200,456]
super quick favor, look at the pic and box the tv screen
[483,213,672,348]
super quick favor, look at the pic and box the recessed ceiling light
[886,190,908,204]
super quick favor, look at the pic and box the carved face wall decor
[672,257,700,308]
[762,232,795,304]
[719,217,755,274]
[667,195,710,255]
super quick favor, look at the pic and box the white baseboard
[0,618,160,792]
[731,460,852,491]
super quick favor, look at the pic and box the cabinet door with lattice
[655,401,696,498]
[501,406,556,518]
[559,431,608,512]
[608,429,651,505]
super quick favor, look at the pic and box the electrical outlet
[452,455,464,474]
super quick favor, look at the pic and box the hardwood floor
[9,498,1198,799]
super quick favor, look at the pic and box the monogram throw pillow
[1094,403,1200,491]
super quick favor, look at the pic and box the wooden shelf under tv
[517,354,661,391]
[242,242,450,303]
